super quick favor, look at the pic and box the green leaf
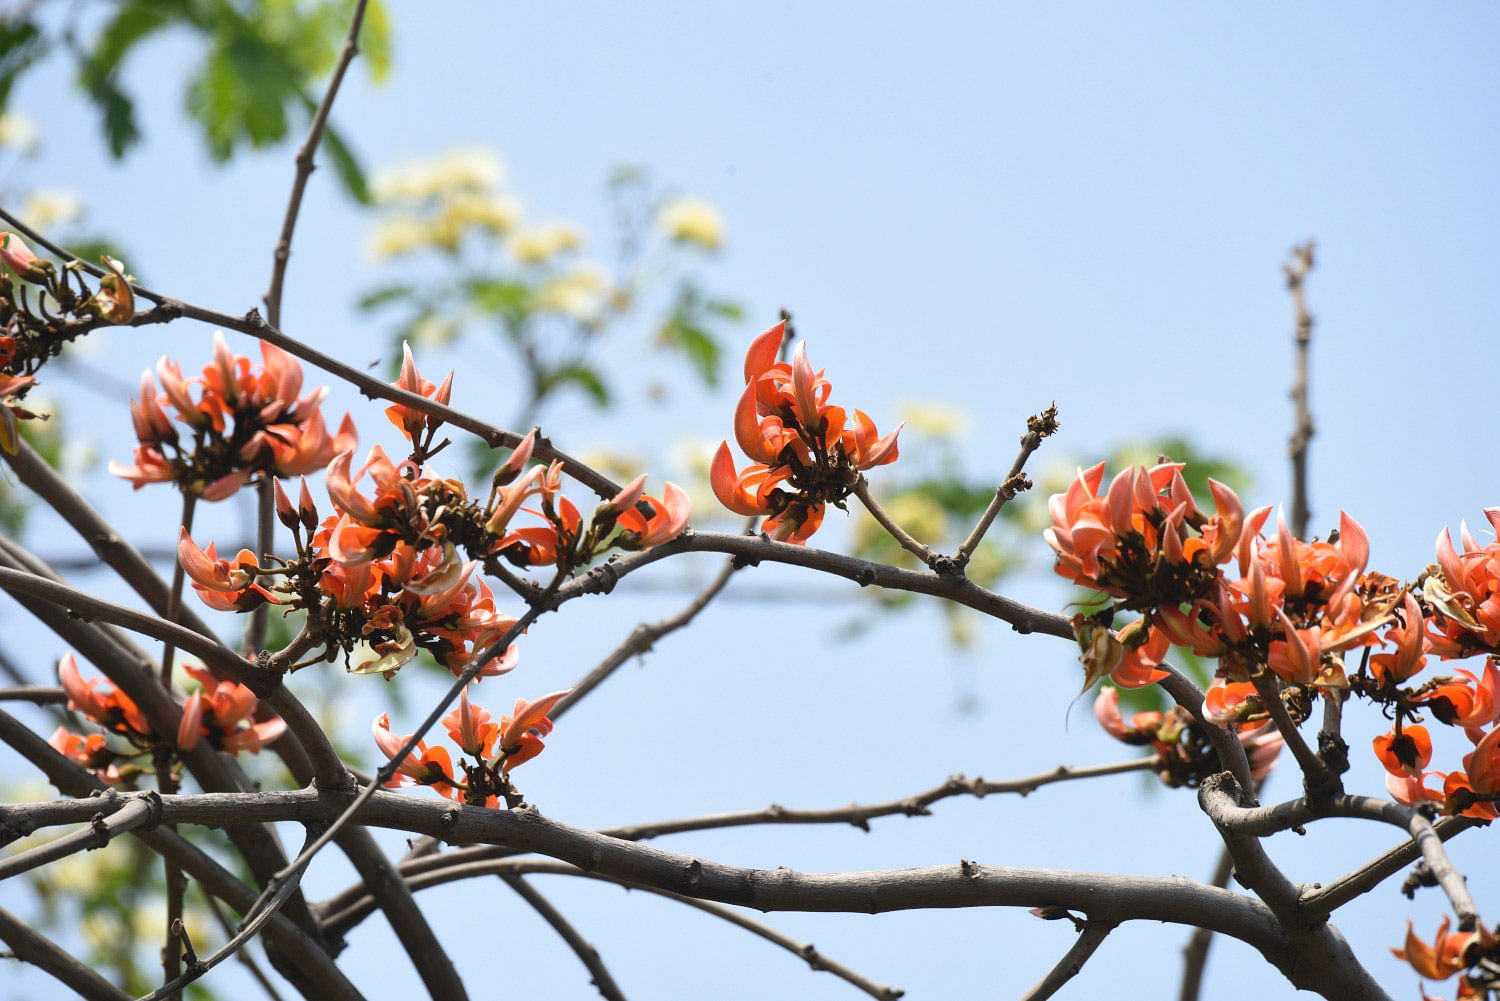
[360,0,393,82]
[357,282,417,311]
[89,77,141,158]
[0,20,46,113]
[468,278,534,324]
[543,363,611,407]
[78,3,170,92]
[659,317,721,386]
[320,119,370,202]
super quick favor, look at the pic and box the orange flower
[372,712,460,798]
[112,335,353,499]
[177,528,283,612]
[492,690,570,772]
[1202,678,1261,726]
[1370,592,1429,687]
[385,342,454,443]
[0,231,51,282]
[58,652,151,740]
[1393,916,1488,982]
[443,685,500,758]
[175,664,286,755]
[1426,511,1500,658]
[615,481,691,550]
[1373,725,1432,778]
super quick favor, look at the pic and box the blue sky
[2,3,1499,998]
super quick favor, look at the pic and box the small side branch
[263,0,371,327]
[499,874,628,1001]
[599,759,1155,841]
[953,403,1058,572]
[554,552,740,721]
[1018,919,1116,1001]
[851,476,940,568]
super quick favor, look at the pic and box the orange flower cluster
[1094,686,1283,788]
[110,333,355,500]
[373,686,569,807]
[1049,461,1395,697]
[49,653,283,785]
[712,321,900,543]
[164,346,687,790]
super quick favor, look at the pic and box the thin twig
[851,475,940,569]
[596,759,1155,842]
[553,553,740,720]
[953,403,1058,571]
[136,830,319,1001]
[1302,815,1479,918]
[158,492,195,1001]
[0,684,66,704]
[263,0,371,327]
[1018,919,1116,1001]
[200,890,287,1001]
[499,874,628,1001]
[1178,849,1235,1001]
[1284,241,1316,540]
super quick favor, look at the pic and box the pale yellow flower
[656,196,724,251]
[535,261,611,321]
[371,149,507,202]
[19,189,81,229]
[365,215,432,260]
[439,191,524,236]
[897,401,972,437]
[0,111,38,154]
[510,221,584,263]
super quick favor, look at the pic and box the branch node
[137,789,166,830]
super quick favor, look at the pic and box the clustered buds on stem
[0,233,141,453]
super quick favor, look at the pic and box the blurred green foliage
[5,0,390,200]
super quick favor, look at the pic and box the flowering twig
[498,874,628,1001]
[952,404,1058,573]
[1247,669,1338,801]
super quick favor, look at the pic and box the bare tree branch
[1018,919,1116,1001]
[0,905,134,1001]
[0,709,360,1001]
[499,873,628,1001]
